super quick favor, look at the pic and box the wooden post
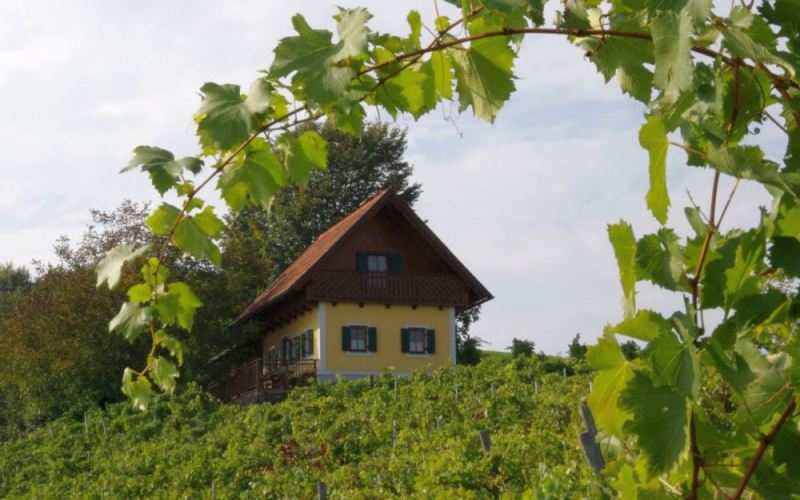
[211,482,216,500]
[562,367,567,379]
[455,386,459,402]
[317,481,327,500]
[369,374,374,388]
[579,404,605,474]
[490,383,495,398]
[83,412,88,435]
[393,380,398,400]
[479,429,491,453]
[534,380,539,394]
[392,419,397,445]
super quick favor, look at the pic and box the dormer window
[367,254,388,272]
[357,252,402,273]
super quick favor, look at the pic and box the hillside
[0,358,600,498]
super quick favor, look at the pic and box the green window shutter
[368,327,377,352]
[342,326,350,351]
[390,253,403,272]
[356,252,368,272]
[294,337,301,359]
[401,328,409,353]
[426,329,436,354]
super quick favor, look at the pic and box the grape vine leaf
[96,243,150,290]
[608,309,672,342]
[173,217,222,265]
[608,221,637,317]
[122,146,202,195]
[430,51,454,100]
[768,236,800,277]
[127,283,152,303]
[109,302,154,342]
[652,10,694,100]
[195,83,258,151]
[155,331,185,366]
[589,26,654,103]
[280,130,328,186]
[155,282,203,331]
[450,16,516,122]
[639,116,670,224]
[121,368,153,411]
[151,357,179,394]
[146,204,181,235]
[588,335,634,436]
[636,228,688,291]
[644,332,699,399]
[219,138,286,211]
[619,372,689,476]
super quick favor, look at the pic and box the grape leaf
[122,146,202,195]
[430,51,454,100]
[608,309,672,342]
[768,236,800,277]
[450,16,516,122]
[644,332,699,399]
[588,336,634,436]
[109,302,154,342]
[218,138,286,212]
[608,221,637,318]
[96,244,150,290]
[636,228,688,291]
[127,283,152,303]
[195,83,257,151]
[652,10,694,100]
[155,331,185,366]
[639,116,670,224]
[154,282,203,331]
[121,368,153,411]
[173,217,222,265]
[151,357,179,394]
[589,29,654,102]
[145,204,181,235]
[280,130,328,186]
[619,372,688,477]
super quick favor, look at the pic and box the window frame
[407,327,427,354]
[366,253,389,272]
[348,325,369,353]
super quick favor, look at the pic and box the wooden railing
[309,271,469,307]
[210,358,318,403]
[209,358,262,402]
[264,359,318,389]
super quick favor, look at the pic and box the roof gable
[233,190,492,324]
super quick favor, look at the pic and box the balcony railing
[209,358,318,403]
[309,271,469,307]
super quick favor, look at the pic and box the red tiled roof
[233,189,393,323]
[233,189,493,325]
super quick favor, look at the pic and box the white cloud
[0,1,786,353]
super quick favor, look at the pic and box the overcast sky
[1,1,784,352]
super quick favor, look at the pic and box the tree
[221,121,421,308]
[567,334,587,361]
[0,263,32,319]
[620,340,640,361]
[508,338,535,358]
[105,1,800,496]
[455,306,483,364]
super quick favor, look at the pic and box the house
[211,189,492,403]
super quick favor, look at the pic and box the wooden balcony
[209,358,318,404]
[308,271,469,307]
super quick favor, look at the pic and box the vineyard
[0,358,599,498]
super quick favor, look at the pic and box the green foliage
[508,338,535,357]
[0,362,601,497]
[100,0,800,496]
[568,334,588,361]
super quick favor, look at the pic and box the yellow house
[212,190,492,403]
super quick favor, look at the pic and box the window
[402,327,435,355]
[408,328,426,354]
[349,325,368,352]
[342,325,377,353]
[367,254,388,272]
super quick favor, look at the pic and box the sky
[0,1,784,353]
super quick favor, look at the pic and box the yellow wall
[323,303,452,374]
[263,306,320,360]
